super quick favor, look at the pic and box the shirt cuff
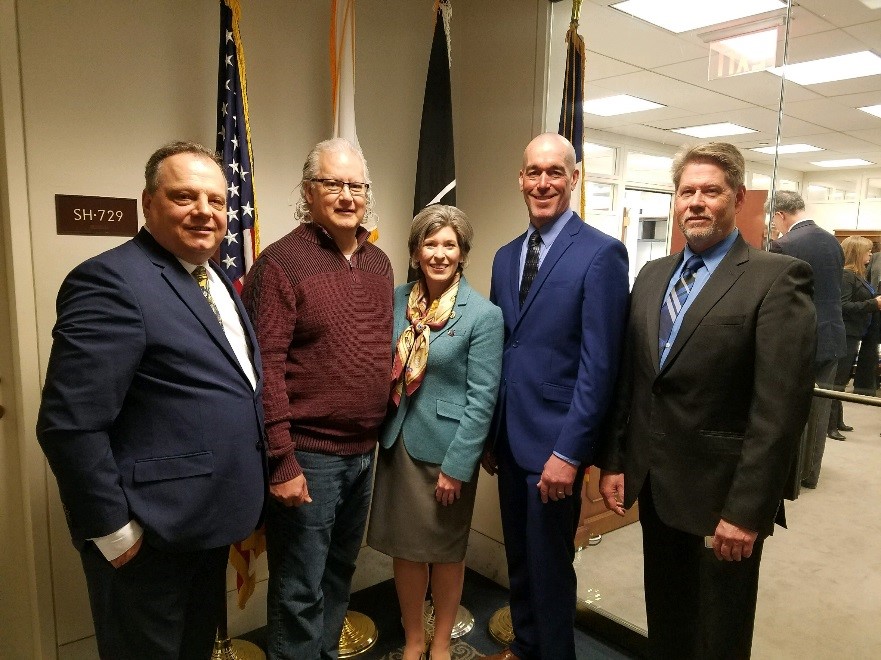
[553,451,580,467]
[90,520,144,561]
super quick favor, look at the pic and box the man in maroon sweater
[242,138,393,660]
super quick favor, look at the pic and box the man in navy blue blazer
[483,133,629,660]
[768,190,846,484]
[37,142,266,659]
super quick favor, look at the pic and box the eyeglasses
[308,178,369,197]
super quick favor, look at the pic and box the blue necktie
[659,254,704,354]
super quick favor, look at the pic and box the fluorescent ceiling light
[768,51,881,85]
[610,0,785,34]
[858,104,881,119]
[584,95,665,116]
[715,29,778,60]
[671,123,756,138]
[811,159,874,168]
[750,144,824,154]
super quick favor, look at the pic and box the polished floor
[579,399,881,659]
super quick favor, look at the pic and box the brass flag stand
[338,610,378,657]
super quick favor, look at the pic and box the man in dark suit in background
[483,133,629,660]
[769,190,847,486]
[37,142,266,659]
[598,142,815,659]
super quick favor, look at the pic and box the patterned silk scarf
[390,275,460,406]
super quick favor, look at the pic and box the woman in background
[828,236,881,437]
[368,205,503,660]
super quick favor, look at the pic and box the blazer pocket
[437,399,465,421]
[542,382,574,403]
[701,314,746,326]
[697,430,745,456]
[132,451,214,483]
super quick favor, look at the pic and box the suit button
[512,341,519,347]
[256,440,264,450]
[652,383,662,395]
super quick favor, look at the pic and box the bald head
[522,133,577,171]
[519,133,579,228]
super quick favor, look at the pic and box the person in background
[830,237,881,434]
[368,204,503,660]
[768,190,846,486]
[37,141,265,659]
[242,138,393,660]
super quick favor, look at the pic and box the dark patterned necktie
[519,231,542,307]
[192,265,223,326]
[658,254,704,354]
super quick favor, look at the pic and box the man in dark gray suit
[769,190,846,486]
[598,143,815,659]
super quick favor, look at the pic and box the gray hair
[145,141,221,193]
[292,138,378,229]
[672,142,745,191]
[408,204,474,271]
[764,190,806,215]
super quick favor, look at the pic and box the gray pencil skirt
[367,434,478,563]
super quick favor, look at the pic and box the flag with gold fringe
[558,0,586,218]
[216,0,264,610]
[330,0,379,241]
[217,0,259,294]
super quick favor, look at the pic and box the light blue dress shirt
[659,228,740,368]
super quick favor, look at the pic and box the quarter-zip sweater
[242,222,393,483]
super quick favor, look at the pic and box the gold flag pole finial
[571,0,583,25]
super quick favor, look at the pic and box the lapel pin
[448,329,456,336]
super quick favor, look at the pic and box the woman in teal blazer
[368,205,503,660]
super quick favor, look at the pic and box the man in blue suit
[483,133,629,660]
[37,142,266,659]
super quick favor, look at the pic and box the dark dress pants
[497,440,584,660]
[80,540,228,660]
[853,313,879,396]
[639,479,764,660]
[801,358,838,487]
[829,337,861,431]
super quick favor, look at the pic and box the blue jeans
[266,450,374,660]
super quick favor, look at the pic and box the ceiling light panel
[858,105,881,119]
[610,0,786,34]
[750,144,824,154]
[583,95,665,116]
[671,123,757,138]
[768,51,881,86]
[810,159,874,167]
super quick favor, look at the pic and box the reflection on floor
[575,400,881,658]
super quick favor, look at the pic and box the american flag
[215,0,263,610]
[216,0,258,293]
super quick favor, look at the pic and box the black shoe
[827,430,846,441]
[801,479,817,489]
[838,424,854,432]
